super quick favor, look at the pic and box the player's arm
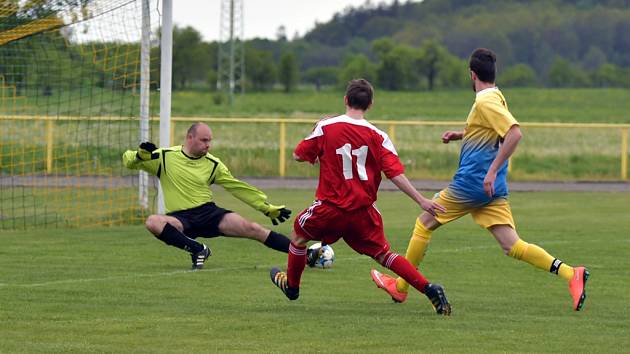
[483,124,522,197]
[293,138,319,164]
[441,130,464,143]
[293,120,324,163]
[478,98,521,197]
[122,142,160,175]
[379,136,446,215]
[213,161,291,225]
[292,152,319,164]
[390,174,446,216]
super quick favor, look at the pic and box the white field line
[0,239,606,288]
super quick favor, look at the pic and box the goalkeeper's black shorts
[168,202,232,238]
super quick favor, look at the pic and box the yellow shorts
[433,189,515,229]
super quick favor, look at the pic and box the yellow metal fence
[3,115,629,180]
[173,118,629,180]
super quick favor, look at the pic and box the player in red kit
[268,79,452,315]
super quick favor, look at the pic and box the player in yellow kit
[123,122,292,270]
[371,48,589,311]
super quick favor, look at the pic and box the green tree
[206,69,217,91]
[548,58,591,87]
[172,26,205,89]
[304,66,339,91]
[582,46,607,71]
[337,54,377,87]
[376,45,418,90]
[592,63,630,87]
[279,51,299,93]
[500,63,537,87]
[437,55,469,89]
[416,40,451,91]
[245,48,276,91]
[371,38,396,59]
[371,38,419,90]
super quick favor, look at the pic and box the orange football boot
[370,269,408,303]
[569,266,590,311]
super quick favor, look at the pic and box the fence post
[279,121,286,177]
[388,124,396,145]
[622,128,628,181]
[170,121,176,146]
[46,119,54,174]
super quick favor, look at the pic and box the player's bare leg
[218,213,290,252]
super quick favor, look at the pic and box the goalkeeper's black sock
[264,231,290,253]
[156,223,204,254]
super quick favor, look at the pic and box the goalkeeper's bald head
[184,122,212,157]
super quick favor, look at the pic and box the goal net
[0,0,161,230]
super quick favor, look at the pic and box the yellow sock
[396,218,432,293]
[508,239,574,281]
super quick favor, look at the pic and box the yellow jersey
[448,87,519,205]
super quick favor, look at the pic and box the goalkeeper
[123,122,292,270]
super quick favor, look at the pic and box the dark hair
[469,48,496,83]
[345,79,374,111]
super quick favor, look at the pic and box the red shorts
[294,200,390,258]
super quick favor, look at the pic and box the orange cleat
[569,266,590,311]
[370,269,408,303]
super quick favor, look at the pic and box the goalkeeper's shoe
[569,266,590,311]
[423,283,451,316]
[270,267,299,300]
[191,244,211,270]
[370,269,408,303]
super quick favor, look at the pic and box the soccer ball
[307,242,335,269]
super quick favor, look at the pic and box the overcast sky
[172,0,401,41]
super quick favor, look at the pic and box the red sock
[382,252,429,293]
[287,242,307,288]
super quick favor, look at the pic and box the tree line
[161,0,630,92]
[159,23,630,93]
[2,0,630,98]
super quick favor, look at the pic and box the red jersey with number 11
[294,115,404,211]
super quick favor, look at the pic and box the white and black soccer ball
[307,242,335,269]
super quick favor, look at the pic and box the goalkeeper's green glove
[263,203,292,225]
[137,141,157,161]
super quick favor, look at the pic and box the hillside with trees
[225,0,630,91]
[293,0,630,90]
[3,0,630,96]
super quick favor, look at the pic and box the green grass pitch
[1,189,629,353]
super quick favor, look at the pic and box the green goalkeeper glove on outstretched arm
[263,203,292,225]
[137,142,157,161]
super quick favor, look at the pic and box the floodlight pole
[229,0,235,105]
[158,0,173,214]
[217,0,244,105]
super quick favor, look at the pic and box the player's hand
[420,199,446,217]
[137,142,157,161]
[441,131,461,144]
[483,171,497,197]
[263,204,292,225]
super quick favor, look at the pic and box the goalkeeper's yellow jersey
[123,145,269,213]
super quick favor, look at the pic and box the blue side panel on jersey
[449,137,509,205]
